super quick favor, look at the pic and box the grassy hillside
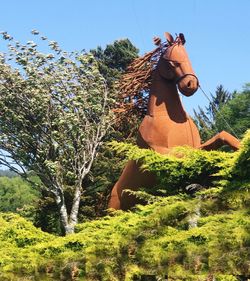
[0,131,249,281]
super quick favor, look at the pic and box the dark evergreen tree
[194,84,250,142]
[91,38,140,139]
[194,85,233,141]
[91,39,139,86]
[82,39,140,216]
[215,84,250,138]
[207,84,233,120]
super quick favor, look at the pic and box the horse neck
[147,70,187,120]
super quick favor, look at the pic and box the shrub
[0,130,249,280]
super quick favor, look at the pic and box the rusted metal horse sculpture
[109,32,239,210]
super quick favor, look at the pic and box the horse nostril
[187,81,191,88]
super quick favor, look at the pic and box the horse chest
[138,115,200,154]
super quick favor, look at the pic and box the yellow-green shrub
[0,130,249,280]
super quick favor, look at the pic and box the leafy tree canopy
[0,31,113,234]
[0,176,39,212]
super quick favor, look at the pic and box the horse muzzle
[177,74,199,96]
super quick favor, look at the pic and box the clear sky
[1,0,250,115]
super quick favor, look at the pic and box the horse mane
[114,38,168,118]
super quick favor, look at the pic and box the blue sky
[1,0,250,115]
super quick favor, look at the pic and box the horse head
[158,32,199,97]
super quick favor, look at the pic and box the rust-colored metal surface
[109,32,240,210]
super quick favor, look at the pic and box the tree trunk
[69,186,82,230]
[55,189,74,235]
[54,185,82,235]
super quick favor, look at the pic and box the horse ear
[164,32,174,45]
[179,33,186,45]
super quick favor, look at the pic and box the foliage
[33,190,63,235]
[229,129,250,180]
[71,39,140,221]
[193,85,232,140]
[0,31,113,234]
[91,38,141,140]
[0,176,40,213]
[193,84,249,141]
[33,39,139,234]
[80,147,126,217]
[0,131,249,280]
[91,39,139,87]
[0,169,19,178]
[109,141,232,196]
[214,84,250,139]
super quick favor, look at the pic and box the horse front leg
[199,130,240,151]
[108,160,156,210]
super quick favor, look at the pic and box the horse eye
[168,60,180,67]
[168,61,175,67]
[173,61,180,67]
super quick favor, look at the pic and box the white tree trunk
[69,186,82,230]
[55,189,73,235]
[54,184,82,235]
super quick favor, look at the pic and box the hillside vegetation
[0,130,249,281]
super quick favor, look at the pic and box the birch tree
[0,31,113,234]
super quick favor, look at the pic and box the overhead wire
[128,2,239,141]
[198,85,240,140]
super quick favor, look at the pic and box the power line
[198,85,240,139]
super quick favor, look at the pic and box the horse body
[109,32,240,210]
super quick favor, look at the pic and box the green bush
[0,202,249,279]
[0,130,249,280]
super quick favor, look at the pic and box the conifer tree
[194,84,250,141]
[193,85,232,140]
